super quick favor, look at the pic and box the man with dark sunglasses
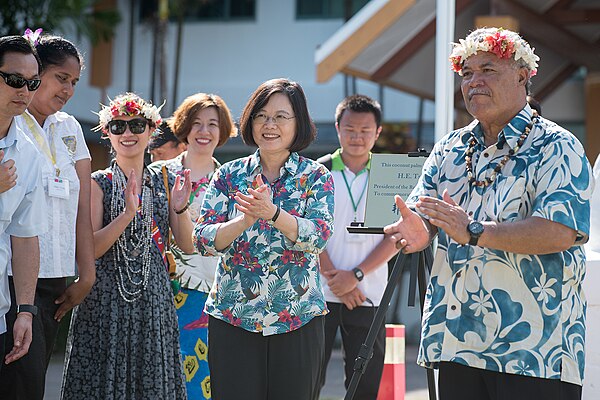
[0,71,41,92]
[0,35,47,374]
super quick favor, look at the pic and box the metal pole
[434,0,455,142]
[171,0,186,114]
[126,0,135,92]
[416,97,424,148]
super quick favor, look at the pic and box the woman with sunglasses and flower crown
[0,31,95,400]
[60,93,194,400]
[156,93,237,399]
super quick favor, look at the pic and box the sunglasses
[107,118,149,135]
[0,71,41,91]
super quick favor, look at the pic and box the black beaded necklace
[465,110,539,187]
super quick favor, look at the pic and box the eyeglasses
[252,112,295,125]
[107,118,149,135]
[0,71,41,91]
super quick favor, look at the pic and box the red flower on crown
[124,101,141,115]
[485,31,515,60]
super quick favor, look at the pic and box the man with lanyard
[0,35,46,371]
[384,27,593,400]
[317,94,398,399]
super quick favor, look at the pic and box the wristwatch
[352,268,364,282]
[16,304,38,317]
[467,220,485,246]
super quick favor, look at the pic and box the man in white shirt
[317,95,398,399]
[0,35,46,371]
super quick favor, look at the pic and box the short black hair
[149,118,180,150]
[0,35,41,72]
[335,94,382,127]
[36,35,83,72]
[239,78,316,153]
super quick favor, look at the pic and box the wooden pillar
[585,72,600,164]
[474,15,519,31]
[89,0,117,89]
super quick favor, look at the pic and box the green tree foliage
[0,0,121,44]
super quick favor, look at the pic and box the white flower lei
[93,93,164,132]
[449,28,539,76]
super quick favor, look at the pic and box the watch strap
[16,304,38,316]
[352,267,364,282]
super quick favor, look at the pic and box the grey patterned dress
[61,163,187,400]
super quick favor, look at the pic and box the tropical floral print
[194,150,334,336]
[408,104,593,385]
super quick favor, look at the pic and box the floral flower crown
[449,28,539,77]
[93,93,164,133]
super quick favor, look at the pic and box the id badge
[48,177,70,199]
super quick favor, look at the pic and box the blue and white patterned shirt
[409,104,593,385]
[194,150,334,336]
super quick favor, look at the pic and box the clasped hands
[123,169,193,217]
[384,189,471,251]
[234,175,277,224]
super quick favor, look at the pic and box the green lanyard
[341,169,369,222]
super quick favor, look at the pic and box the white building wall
[63,0,431,128]
[62,0,582,138]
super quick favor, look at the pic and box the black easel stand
[344,247,437,400]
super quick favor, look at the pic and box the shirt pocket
[487,175,527,222]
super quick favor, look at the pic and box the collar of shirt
[44,110,70,126]
[169,153,221,175]
[0,118,24,151]
[246,149,300,181]
[468,103,534,149]
[330,148,371,175]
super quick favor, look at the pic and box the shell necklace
[465,110,539,187]
[110,164,154,302]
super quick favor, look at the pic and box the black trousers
[0,277,66,400]
[320,302,386,400]
[0,332,4,373]
[208,315,325,400]
[439,361,582,400]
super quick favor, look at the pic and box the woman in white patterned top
[160,93,237,399]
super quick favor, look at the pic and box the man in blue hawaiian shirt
[384,27,593,400]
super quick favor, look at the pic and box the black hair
[36,35,83,72]
[239,78,316,152]
[0,35,41,71]
[335,94,382,127]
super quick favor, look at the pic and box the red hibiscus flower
[278,309,292,322]
[222,309,234,323]
[282,250,295,264]
[290,316,302,330]
[231,252,244,266]
[259,219,270,231]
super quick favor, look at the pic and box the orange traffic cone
[377,324,405,400]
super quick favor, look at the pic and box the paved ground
[45,345,430,399]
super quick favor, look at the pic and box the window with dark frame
[140,0,256,22]
[296,0,370,20]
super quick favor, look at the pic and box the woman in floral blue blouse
[194,78,334,400]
